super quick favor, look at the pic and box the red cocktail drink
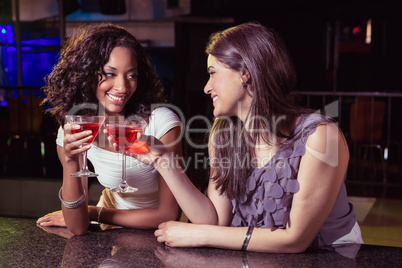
[65,115,105,177]
[106,125,143,152]
[72,123,103,144]
[105,117,147,193]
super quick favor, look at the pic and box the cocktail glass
[65,115,105,177]
[105,116,147,193]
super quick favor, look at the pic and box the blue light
[1,23,61,88]
[0,101,7,106]
[22,37,61,46]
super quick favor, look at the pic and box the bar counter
[1,217,401,267]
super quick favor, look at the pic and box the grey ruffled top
[231,113,357,247]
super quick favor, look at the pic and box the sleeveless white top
[56,107,182,209]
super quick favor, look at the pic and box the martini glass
[106,117,147,193]
[65,115,105,177]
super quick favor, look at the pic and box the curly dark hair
[41,22,166,125]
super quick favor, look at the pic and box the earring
[243,81,247,90]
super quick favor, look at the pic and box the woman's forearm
[156,220,310,253]
[92,206,178,229]
[155,152,219,225]
[194,224,307,253]
[60,160,90,235]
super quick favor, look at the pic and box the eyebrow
[104,65,138,72]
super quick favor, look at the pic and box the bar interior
[0,0,401,266]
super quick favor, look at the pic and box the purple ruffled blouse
[231,113,356,246]
[232,115,327,228]
[232,114,356,247]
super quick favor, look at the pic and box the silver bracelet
[241,226,254,251]
[58,187,86,209]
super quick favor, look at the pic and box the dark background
[1,0,401,190]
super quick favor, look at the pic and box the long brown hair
[42,22,166,125]
[206,22,307,199]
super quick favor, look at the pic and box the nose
[114,75,129,93]
[204,79,212,95]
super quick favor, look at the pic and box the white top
[56,107,182,209]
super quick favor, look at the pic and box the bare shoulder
[304,122,349,168]
[307,121,340,143]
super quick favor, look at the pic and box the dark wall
[187,0,402,93]
[173,21,233,189]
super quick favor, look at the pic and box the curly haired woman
[37,22,182,235]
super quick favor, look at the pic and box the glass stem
[82,150,88,171]
[122,151,127,185]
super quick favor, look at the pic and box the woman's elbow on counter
[271,242,309,254]
[67,224,89,236]
[286,236,313,253]
[287,243,310,253]
[272,233,312,253]
[70,229,88,236]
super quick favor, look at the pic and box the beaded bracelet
[241,226,255,251]
[58,187,86,209]
[97,207,104,224]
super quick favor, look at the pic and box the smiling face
[96,46,138,119]
[204,55,252,121]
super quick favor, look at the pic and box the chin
[105,103,124,112]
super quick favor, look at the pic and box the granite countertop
[1,217,401,267]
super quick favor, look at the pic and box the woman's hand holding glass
[64,115,105,177]
[63,122,93,162]
[105,131,169,169]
